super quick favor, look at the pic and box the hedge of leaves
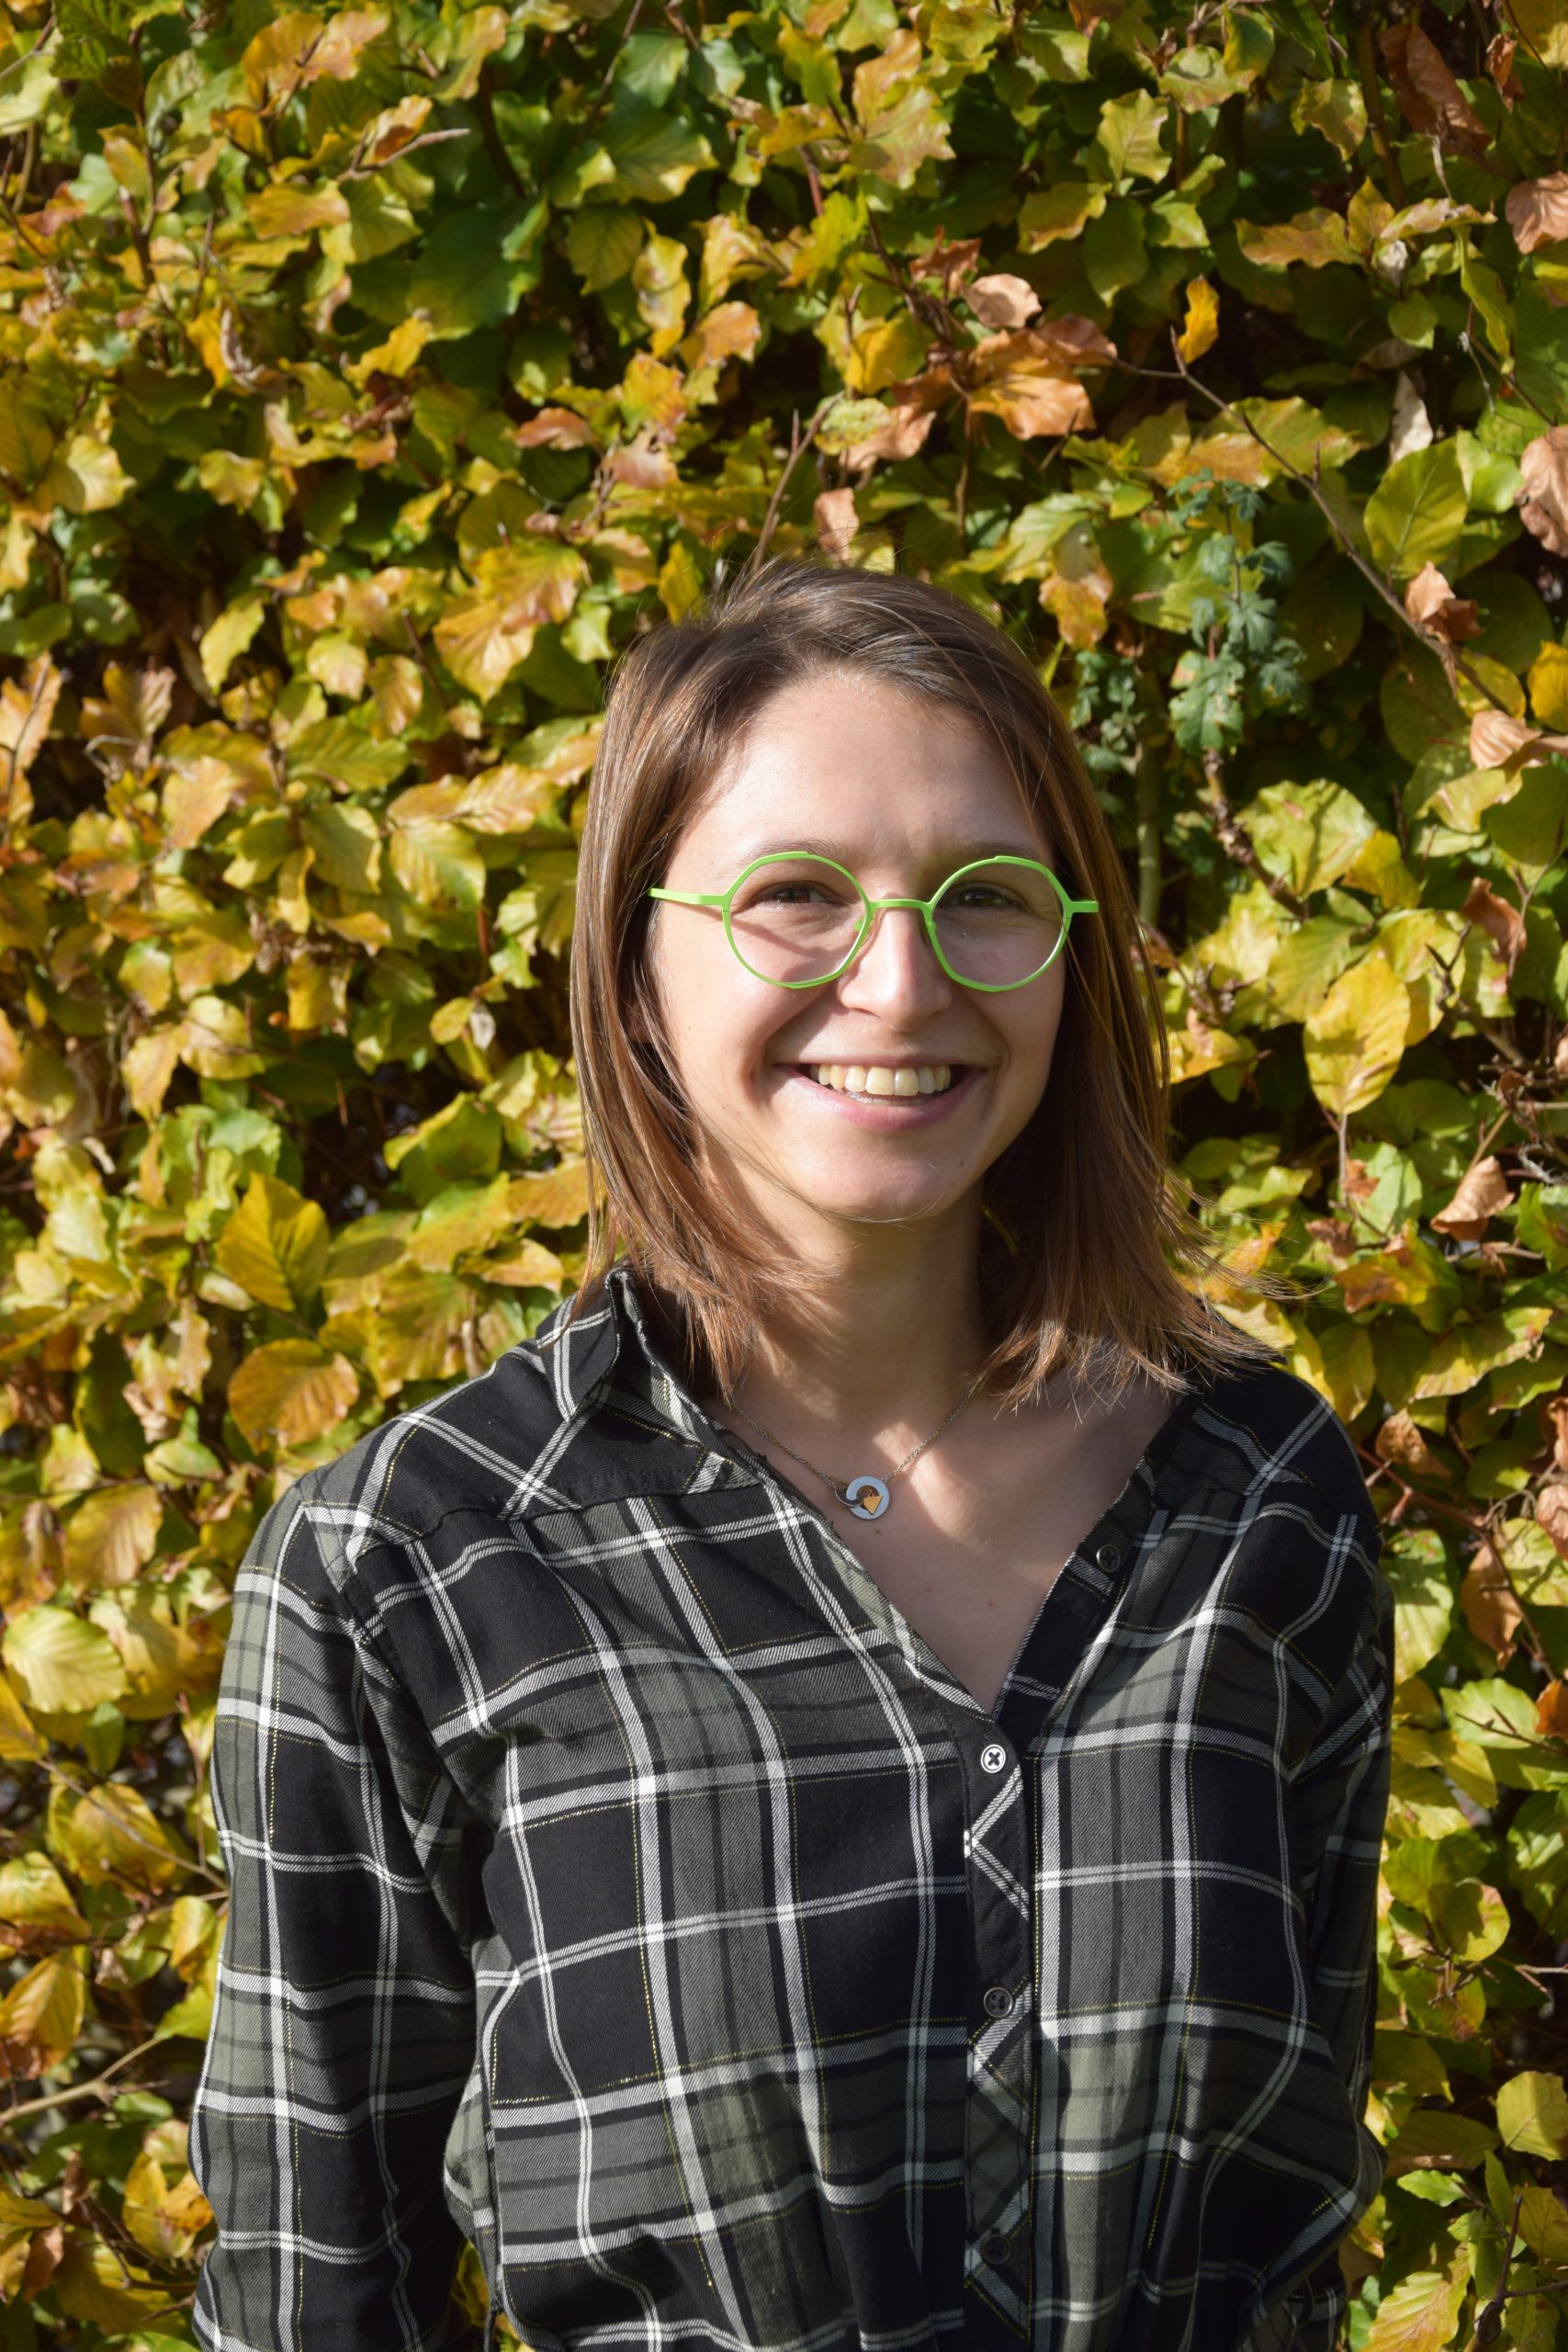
[0,0,1566,2340]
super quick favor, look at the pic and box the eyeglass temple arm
[648,887,728,907]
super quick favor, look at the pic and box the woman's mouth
[807,1062,955,1099]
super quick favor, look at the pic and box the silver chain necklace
[727,1369,989,1523]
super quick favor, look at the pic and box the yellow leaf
[229,1340,359,1452]
[1527,637,1568,728]
[215,1173,330,1314]
[1496,2069,1568,2157]
[1303,952,1408,1116]
[51,2234,169,2330]
[49,1781,184,1892]
[122,2147,213,2261]
[1177,276,1219,363]
[0,1671,43,1762]
[0,1851,90,1951]
[631,226,690,358]
[1361,2257,1468,2352]
[62,1485,164,1591]
[4,1606,128,1716]
[0,1950,85,2077]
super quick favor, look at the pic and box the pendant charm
[841,1475,891,1522]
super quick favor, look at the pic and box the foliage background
[0,0,1566,2340]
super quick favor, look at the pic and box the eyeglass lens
[727,855,1065,988]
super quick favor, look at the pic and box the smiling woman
[192,560,1394,2352]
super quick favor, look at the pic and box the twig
[750,401,831,569]
[1353,12,1407,209]
[1463,2191,1521,2350]
[582,0,647,133]
[1,2032,164,2131]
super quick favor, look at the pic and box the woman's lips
[779,1064,983,1125]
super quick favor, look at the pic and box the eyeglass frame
[647,852,1100,994]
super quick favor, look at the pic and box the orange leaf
[1431,1156,1512,1240]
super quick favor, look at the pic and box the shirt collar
[532,1262,762,1473]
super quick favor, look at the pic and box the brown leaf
[1461,1536,1524,1662]
[1379,22,1491,159]
[679,301,761,372]
[966,273,1040,330]
[1544,1394,1568,1473]
[1431,1155,1513,1240]
[814,488,859,562]
[513,408,598,451]
[839,390,942,476]
[1468,709,1541,770]
[1538,1481,1568,1560]
[1518,425,1568,552]
[1029,314,1118,368]
[1462,876,1525,973]
[1404,561,1481,644]
[1506,171,1568,253]
[1374,1409,1442,1473]
[908,230,982,295]
[1536,1679,1568,1739]
[1489,33,1523,106]
[967,331,1094,439]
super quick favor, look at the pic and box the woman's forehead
[681,676,1049,856]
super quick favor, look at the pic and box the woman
[191,560,1393,2352]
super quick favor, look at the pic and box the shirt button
[1096,1541,1122,1572]
[979,1740,1010,1774]
[979,2230,1012,2266]
[983,1985,1014,2019]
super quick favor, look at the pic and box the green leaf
[1364,439,1468,582]
[408,204,547,339]
[604,104,715,201]
[567,204,644,291]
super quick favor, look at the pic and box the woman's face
[644,671,1067,1242]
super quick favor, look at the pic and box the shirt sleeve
[190,1477,482,2352]
[1273,1550,1395,2352]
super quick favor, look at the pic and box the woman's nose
[835,905,953,1018]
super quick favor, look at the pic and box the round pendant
[842,1475,891,1522]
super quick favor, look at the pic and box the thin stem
[2,2032,164,2130]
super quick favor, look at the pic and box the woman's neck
[717,1203,990,1443]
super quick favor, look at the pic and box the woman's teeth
[809,1064,953,1097]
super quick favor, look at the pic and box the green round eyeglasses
[647,852,1099,993]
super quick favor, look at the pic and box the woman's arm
[190,1476,481,2352]
[1271,1564,1396,2352]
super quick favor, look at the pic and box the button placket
[961,1726,1032,2329]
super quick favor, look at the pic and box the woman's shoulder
[260,1272,705,1589]
[1172,1350,1380,1544]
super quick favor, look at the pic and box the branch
[750,400,832,569]
[1122,340,1517,720]
[1,2033,164,2131]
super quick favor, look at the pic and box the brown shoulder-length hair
[568,556,1279,1409]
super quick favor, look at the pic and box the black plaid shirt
[191,1266,1393,2352]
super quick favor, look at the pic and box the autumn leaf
[1431,1157,1512,1240]
[229,1340,359,1451]
[216,1174,331,1316]
[1176,277,1219,363]
[1378,23,1490,158]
